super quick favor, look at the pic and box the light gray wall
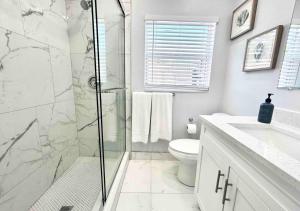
[131,0,239,146]
[221,0,299,115]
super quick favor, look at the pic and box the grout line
[0,98,75,115]
[0,25,68,52]
[151,193,195,195]
[116,159,195,210]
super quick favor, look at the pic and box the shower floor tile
[116,160,200,211]
[30,157,102,211]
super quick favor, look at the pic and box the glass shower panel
[96,0,126,196]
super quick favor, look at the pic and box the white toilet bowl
[168,139,199,187]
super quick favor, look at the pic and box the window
[278,24,300,88]
[144,19,217,92]
[98,19,107,83]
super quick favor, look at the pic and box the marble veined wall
[66,0,100,156]
[0,0,78,210]
[120,0,132,151]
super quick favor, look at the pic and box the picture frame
[243,25,284,72]
[230,0,258,40]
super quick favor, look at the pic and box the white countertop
[199,115,300,191]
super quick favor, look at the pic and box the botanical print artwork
[244,26,283,71]
[254,42,264,61]
[231,0,257,40]
[236,9,249,27]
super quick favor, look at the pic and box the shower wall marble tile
[0,0,24,34]
[50,47,74,102]
[0,108,42,197]
[66,0,99,157]
[70,52,99,156]
[0,0,78,210]
[121,0,132,150]
[67,0,93,54]
[20,0,70,50]
[0,28,54,113]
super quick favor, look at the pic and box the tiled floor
[116,160,200,211]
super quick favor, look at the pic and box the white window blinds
[144,20,217,92]
[279,24,300,88]
[98,19,107,83]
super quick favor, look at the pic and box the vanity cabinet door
[223,168,284,211]
[195,132,229,211]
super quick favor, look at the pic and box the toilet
[168,139,199,187]
[169,113,229,187]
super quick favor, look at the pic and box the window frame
[143,15,219,93]
[278,20,300,89]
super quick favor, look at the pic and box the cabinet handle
[222,179,232,204]
[215,170,224,193]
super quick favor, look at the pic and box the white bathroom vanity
[195,108,300,211]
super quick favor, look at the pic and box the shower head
[80,0,92,10]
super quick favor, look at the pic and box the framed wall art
[231,0,258,40]
[243,25,283,72]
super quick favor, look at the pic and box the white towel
[132,92,152,143]
[150,93,173,143]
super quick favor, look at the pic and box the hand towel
[132,92,152,143]
[150,93,173,143]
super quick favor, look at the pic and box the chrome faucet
[80,0,92,10]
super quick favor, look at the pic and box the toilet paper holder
[187,118,197,135]
[188,117,194,123]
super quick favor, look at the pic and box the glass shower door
[94,0,126,199]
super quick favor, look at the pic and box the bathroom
[0,0,300,210]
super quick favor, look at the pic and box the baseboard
[131,152,176,160]
[92,152,129,211]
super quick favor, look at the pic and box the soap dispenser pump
[258,93,274,124]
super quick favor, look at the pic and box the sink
[229,123,300,162]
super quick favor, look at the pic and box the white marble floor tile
[151,160,194,193]
[121,160,151,193]
[151,194,200,211]
[116,193,151,211]
[131,152,152,160]
[151,161,194,194]
[151,152,176,160]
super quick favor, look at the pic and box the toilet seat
[168,139,199,161]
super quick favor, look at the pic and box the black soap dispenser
[258,93,274,124]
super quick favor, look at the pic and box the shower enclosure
[0,0,126,210]
[92,0,126,201]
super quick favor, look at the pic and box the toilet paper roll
[187,124,197,134]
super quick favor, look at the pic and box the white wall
[221,0,299,115]
[131,0,239,146]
